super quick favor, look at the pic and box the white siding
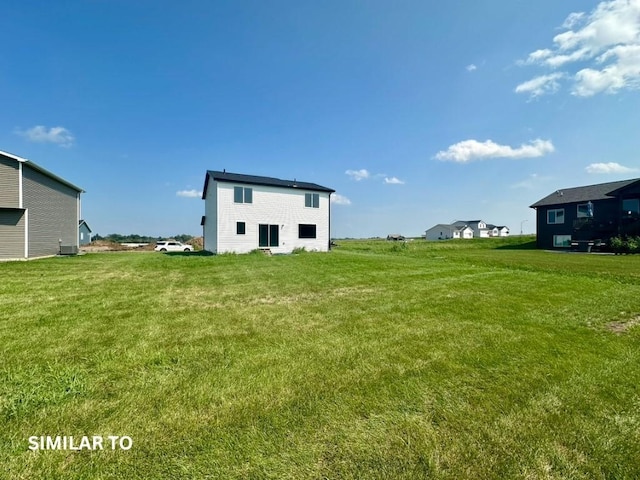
[425,225,455,241]
[206,181,330,254]
[203,180,218,253]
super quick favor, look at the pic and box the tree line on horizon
[92,233,197,244]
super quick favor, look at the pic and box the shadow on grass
[164,250,214,257]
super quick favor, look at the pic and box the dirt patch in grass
[606,315,640,334]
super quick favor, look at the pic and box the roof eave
[0,150,84,193]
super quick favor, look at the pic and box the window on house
[547,209,565,224]
[298,224,317,239]
[234,186,253,204]
[259,224,279,247]
[623,199,640,215]
[553,235,572,247]
[305,193,319,208]
[236,222,246,235]
[577,203,594,218]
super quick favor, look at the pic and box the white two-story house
[202,170,335,254]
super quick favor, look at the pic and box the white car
[154,241,193,252]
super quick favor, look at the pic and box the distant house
[0,150,83,260]
[202,170,335,254]
[487,224,510,237]
[79,220,92,245]
[426,220,508,241]
[386,234,405,241]
[425,223,473,240]
[530,178,640,249]
[453,220,490,238]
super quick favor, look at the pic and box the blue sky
[2,0,640,238]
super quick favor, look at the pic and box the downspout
[77,192,81,248]
[328,192,332,251]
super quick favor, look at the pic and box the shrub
[389,241,408,253]
[626,236,640,254]
[609,236,624,254]
[609,235,640,254]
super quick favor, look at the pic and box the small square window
[553,235,572,247]
[305,193,319,208]
[547,209,565,224]
[577,203,594,218]
[298,224,317,239]
[236,222,246,235]
[234,186,253,204]
[623,199,640,215]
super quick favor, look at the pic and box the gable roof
[452,220,485,229]
[202,170,335,199]
[79,220,92,232]
[427,223,471,232]
[0,149,84,193]
[530,178,640,208]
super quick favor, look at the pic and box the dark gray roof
[530,178,640,208]
[203,170,334,199]
[454,220,483,226]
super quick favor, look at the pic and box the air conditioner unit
[59,245,78,255]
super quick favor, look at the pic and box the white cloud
[515,73,565,97]
[176,189,203,198]
[585,162,639,173]
[573,44,640,96]
[345,169,370,181]
[521,49,550,64]
[517,0,640,97]
[466,64,477,72]
[562,12,586,29]
[331,193,351,205]
[384,177,405,185]
[16,125,75,147]
[434,139,555,163]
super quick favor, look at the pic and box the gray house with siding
[0,150,83,260]
[79,220,92,245]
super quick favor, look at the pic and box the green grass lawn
[1,236,640,479]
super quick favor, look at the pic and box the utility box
[59,245,78,255]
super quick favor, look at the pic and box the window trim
[298,224,317,239]
[623,198,640,215]
[234,186,253,204]
[305,193,320,208]
[259,224,279,247]
[577,203,594,218]
[547,208,565,224]
[553,235,572,248]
